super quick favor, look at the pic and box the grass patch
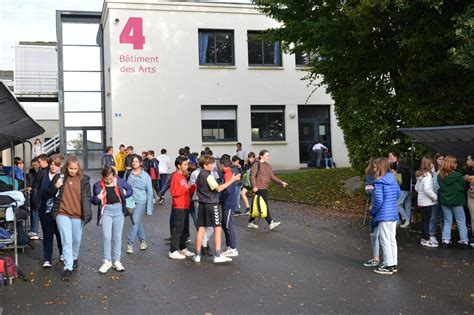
[268,168,366,211]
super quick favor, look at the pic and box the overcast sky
[0,0,103,70]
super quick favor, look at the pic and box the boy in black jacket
[147,150,161,201]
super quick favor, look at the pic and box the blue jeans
[222,209,237,249]
[31,209,40,234]
[128,203,146,244]
[429,200,444,236]
[56,215,83,271]
[397,190,411,221]
[441,205,468,242]
[102,203,124,262]
[233,185,242,213]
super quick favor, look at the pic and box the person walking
[49,155,92,281]
[101,146,116,169]
[126,155,154,254]
[247,150,288,230]
[115,144,127,178]
[92,166,133,273]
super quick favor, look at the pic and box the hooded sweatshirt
[438,170,466,207]
[371,172,401,224]
[415,172,437,207]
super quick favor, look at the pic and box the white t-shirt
[312,143,327,151]
[157,154,172,174]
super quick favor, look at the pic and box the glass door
[66,128,104,170]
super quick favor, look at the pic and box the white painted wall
[101,0,350,169]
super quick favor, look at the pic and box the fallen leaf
[288,284,293,289]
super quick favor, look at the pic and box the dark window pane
[202,119,236,141]
[248,34,262,65]
[87,151,103,169]
[215,32,233,64]
[296,52,314,66]
[251,108,285,141]
[206,33,216,64]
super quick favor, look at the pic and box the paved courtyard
[1,197,473,314]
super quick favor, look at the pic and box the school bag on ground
[251,194,267,218]
[0,255,18,286]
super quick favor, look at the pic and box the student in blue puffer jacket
[371,158,401,275]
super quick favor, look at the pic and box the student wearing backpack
[146,150,160,202]
[247,150,288,230]
[240,152,256,215]
[231,156,244,216]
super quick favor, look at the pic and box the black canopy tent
[399,125,474,159]
[0,81,44,268]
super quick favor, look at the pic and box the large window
[295,51,316,67]
[201,106,237,142]
[251,106,285,141]
[198,30,234,66]
[247,31,282,67]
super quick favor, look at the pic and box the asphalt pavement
[1,195,473,314]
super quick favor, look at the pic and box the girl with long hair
[463,154,474,245]
[50,155,92,281]
[438,156,468,247]
[429,153,444,245]
[415,157,438,247]
[371,158,400,275]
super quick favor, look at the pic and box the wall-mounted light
[289,112,296,119]
[115,18,120,23]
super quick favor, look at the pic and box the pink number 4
[119,17,145,50]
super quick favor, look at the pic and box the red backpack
[0,255,18,286]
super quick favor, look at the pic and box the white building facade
[58,0,350,170]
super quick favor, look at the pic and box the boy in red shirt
[169,156,196,259]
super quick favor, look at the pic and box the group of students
[21,143,288,280]
[364,152,474,275]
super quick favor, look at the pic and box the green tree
[255,0,474,171]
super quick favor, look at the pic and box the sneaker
[193,254,201,263]
[73,259,79,271]
[421,239,438,248]
[441,240,452,248]
[222,247,239,257]
[374,265,393,275]
[126,243,133,254]
[99,261,112,274]
[400,219,410,228]
[391,265,399,273]
[243,208,250,216]
[60,255,64,262]
[186,237,191,244]
[29,232,39,240]
[457,240,470,249]
[214,255,232,264]
[269,221,281,230]
[233,211,242,217]
[201,246,213,257]
[140,240,148,250]
[112,261,125,272]
[169,250,186,260]
[247,222,259,229]
[158,197,165,205]
[180,248,195,257]
[429,236,439,246]
[363,259,379,267]
[153,198,157,204]
[164,237,171,244]
[42,261,52,268]
[61,269,72,281]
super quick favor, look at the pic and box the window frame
[198,29,235,66]
[201,105,238,142]
[247,31,282,67]
[250,105,286,141]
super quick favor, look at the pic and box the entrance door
[66,128,104,170]
[298,106,331,163]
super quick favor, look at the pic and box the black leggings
[419,206,432,241]
[249,189,272,224]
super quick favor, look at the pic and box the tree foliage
[255,0,474,172]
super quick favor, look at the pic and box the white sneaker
[126,244,133,254]
[113,261,125,272]
[269,221,281,230]
[193,255,201,263]
[99,261,112,274]
[400,220,410,228]
[222,247,239,257]
[59,255,64,262]
[247,222,259,229]
[429,236,439,245]
[140,240,148,250]
[29,232,39,240]
[169,250,186,260]
[214,255,232,264]
[180,248,195,257]
[421,239,438,248]
[42,261,52,268]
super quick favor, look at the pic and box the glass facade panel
[66,130,83,151]
[64,92,102,112]
[251,107,285,141]
[66,151,84,167]
[65,113,103,127]
[63,72,101,91]
[63,46,101,71]
[87,151,103,169]
[62,23,100,45]
[86,130,102,150]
